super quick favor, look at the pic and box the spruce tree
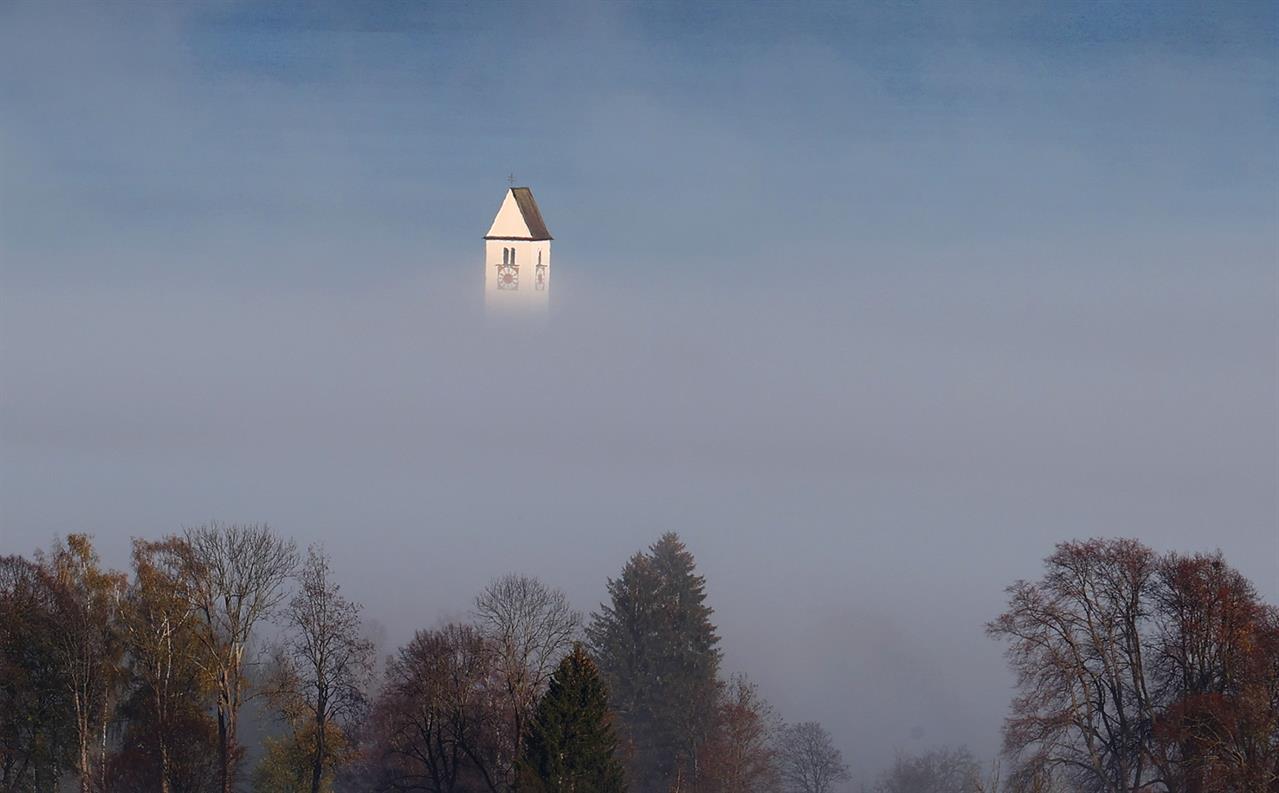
[587,533,721,793]
[521,644,626,793]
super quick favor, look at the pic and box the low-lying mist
[3,241,1273,778]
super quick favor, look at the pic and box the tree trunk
[157,698,172,793]
[511,703,524,793]
[310,713,325,793]
[75,689,91,793]
[79,737,90,793]
[218,703,230,793]
[100,718,109,793]
[216,666,240,793]
[160,742,172,793]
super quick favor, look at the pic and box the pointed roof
[485,187,553,241]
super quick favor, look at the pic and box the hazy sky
[2,1,1276,782]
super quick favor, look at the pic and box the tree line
[1,528,1275,793]
[0,529,846,793]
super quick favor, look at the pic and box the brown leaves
[989,538,1279,792]
[697,676,780,793]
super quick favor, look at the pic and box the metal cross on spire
[507,173,516,188]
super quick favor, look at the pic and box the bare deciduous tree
[474,573,581,789]
[179,522,297,793]
[987,538,1159,793]
[872,745,982,793]
[371,622,503,793]
[988,539,1279,793]
[776,721,849,793]
[276,545,376,793]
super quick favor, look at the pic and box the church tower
[484,185,552,313]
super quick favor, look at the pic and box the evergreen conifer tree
[520,644,626,793]
[587,533,721,793]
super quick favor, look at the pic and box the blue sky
[2,1,1276,781]
[4,1,1274,287]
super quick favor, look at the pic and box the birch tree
[120,537,204,793]
[41,535,127,793]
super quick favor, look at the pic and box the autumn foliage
[988,539,1279,793]
[2,528,1273,793]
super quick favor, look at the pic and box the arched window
[510,248,516,264]
[502,247,509,264]
[537,250,542,265]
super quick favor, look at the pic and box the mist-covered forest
[2,525,1275,793]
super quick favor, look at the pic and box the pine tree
[520,644,626,793]
[587,534,721,793]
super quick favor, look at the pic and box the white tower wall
[484,238,551,313]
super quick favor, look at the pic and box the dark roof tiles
[511,187,552,240]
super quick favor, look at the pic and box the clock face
[535,264,548,291]
[496,264,519,290]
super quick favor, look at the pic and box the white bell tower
[484,184,552,314]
